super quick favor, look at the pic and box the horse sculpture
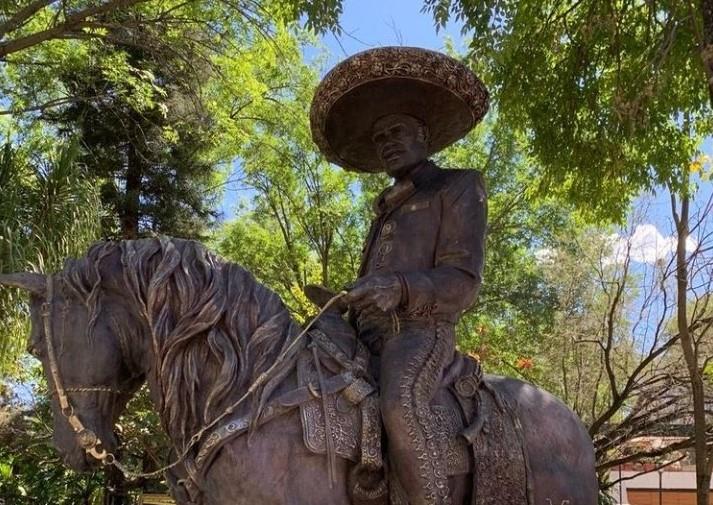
[1,238,598,505]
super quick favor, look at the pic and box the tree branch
[598,436,704,471]
[0,0,151,59]
[605,454,688,489]
[0,0,58,38]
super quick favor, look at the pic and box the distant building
[608,438,713,505]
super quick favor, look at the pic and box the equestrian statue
[0,47,598,505]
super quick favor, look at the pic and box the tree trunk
[321,247,330,287]
[701,0,713,108]
[671,190,711,505]
[122,141,141,239]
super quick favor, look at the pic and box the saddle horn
[0,273,46,295]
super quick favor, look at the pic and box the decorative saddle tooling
[301,327,532,505]
[171,318,532,505]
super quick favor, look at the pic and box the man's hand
[344,274,402,312]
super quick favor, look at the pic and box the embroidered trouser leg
[378,323,455,505]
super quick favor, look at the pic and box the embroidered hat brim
[310,47,489,173]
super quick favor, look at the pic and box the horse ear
[0,273,46,295]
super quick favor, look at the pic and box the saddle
[172,304,531,505]
[300,311,532,505]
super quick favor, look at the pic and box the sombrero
[310,46,489,173]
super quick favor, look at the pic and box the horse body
[3,238,597,505]
[198,411,352,505]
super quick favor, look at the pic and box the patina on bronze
[312,46,488,505]
[310,46,594,505]
[2,237,596,505]
[0,48,598,505]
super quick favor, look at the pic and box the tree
[669,173,713,504]
[1,6,346,501]
[215,44,366,319]
[48,26,222,239]
[0,140,109,502]
[0,141,102,374]
[0,1,347,237]
[0,1,343,117]
[0,393,106,504]
[8,4,347,241]
[524,200,713,499]
[216,44,575,355]
[435,115,567,371]
[424,4,713,501]
[424,0,712,220]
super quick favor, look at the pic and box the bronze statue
[0,48,598,505]
[1,237,596,505]
[310,47,488,505]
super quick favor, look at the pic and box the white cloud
[606,224,698,266]
[534,247,556,264]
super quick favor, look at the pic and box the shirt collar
[373,160,439,213]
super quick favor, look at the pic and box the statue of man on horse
[309,47,489,505]
[0,47,599,505]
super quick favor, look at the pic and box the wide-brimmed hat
[310,46,489,173]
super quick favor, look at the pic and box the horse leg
[201,411,351,505]
[487,376,599,505]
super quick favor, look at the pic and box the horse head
[0,249,147,471]
[1,238,294,474]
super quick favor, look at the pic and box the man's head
[371,113,429,178]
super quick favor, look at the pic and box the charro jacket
[359,161,487,323]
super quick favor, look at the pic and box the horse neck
[120,248,297,447]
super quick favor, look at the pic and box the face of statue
[371,113,428,179]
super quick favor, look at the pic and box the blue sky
[220,0,466,220]
[317,0,465,66]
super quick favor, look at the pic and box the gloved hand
[343,274,402,312]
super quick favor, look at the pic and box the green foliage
[529,229,633,422]
[49,37,222,239]
[214,42,370,318]
[705,362,713,382]
[0,1,344,124]
[0,5,349,501]
[0,4,347,242]
[0,366,172,503]
[217,56,571,368]
[0,368,105,504]
[424,0,713,220]
[271,0,343,33]
[0,141,103,374]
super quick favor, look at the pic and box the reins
[42,272,347,480]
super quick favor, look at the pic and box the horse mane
[61,237,299,444]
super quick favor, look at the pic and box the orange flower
[515,357,534,370]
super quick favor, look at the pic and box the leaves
[0,141,103,374]
[0,368,106,504]
[214,39,369,318]
[425,0,713,221]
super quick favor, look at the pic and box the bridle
[41,272,348,481]
[41,274,123,465]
